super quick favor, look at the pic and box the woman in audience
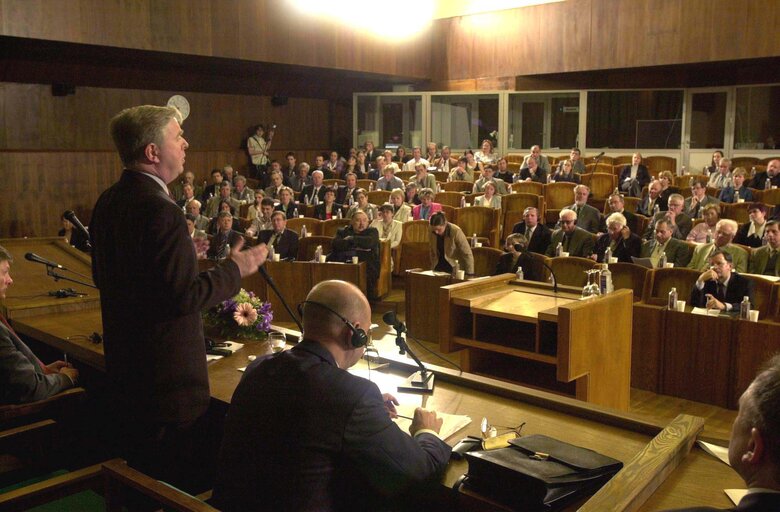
[719,168,754,203]
[494,233,541,280]
[247,194,264,220]
[686,203,720,243]
[414,163,437,191]
[355,151,370,178]
[475,139,499,166]
[389,189,412,222]
[314,187,340,220]
[551,159,580,184]
[405,182,420,205]
[342,155,359,179]
[394,146,411,164]
[273,186,299,219]
[346,188,378,221]
[448,156,474,182]
[464,149,484,176]
[708,150,724,175]
[657,170,678,211]
[58,211,90,253]
[474,181,502,209]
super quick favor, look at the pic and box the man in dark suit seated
[689,250,753,312]
[748,158,780,189]
[300,170,327,204]
[207,211,244,260]
[336,172,359,205]
[258,211,299,261]
[640,220,692,268]
[0,245,79,404]
[684,177,720,219]
[592,212,641,263]
[212,280,451,511]
[603,193,638,233]
[495,234,542,281]
[638,180,664,216]
[618,152,651,197]
[665,355,780,512]
[329,211,380,298]
[545,208,595,258]
[512,206,552,255]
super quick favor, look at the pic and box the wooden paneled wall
[0,83,349,237]
[0,0,431,80]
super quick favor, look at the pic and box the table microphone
[25,252,64,269]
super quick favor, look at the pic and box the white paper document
[393,404,471,442]
[697,440,730,466]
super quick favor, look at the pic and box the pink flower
[233,302,258,327]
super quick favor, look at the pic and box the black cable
[404,332,463,374]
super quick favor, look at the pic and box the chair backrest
[455,206,500,247]
[366,190,391,206]
[511,181,544,196]
[759,156,780,166]
[759,188,780,206]
[731,157,760,169]
[544,182,575,210]
[472,247,504,277]
[356,179,376,190]
[441,181,473,192]
[321,218,351,237]
[743,274,776,320]
[436,191,466,208]
[396,221,434,275]
[642,267,700,306]
[751,164,767,176]
[396,171,415,181]
[440,204,456,222]
[581,172,617,200]
[644,156,677,177]
[608,262,650,299]
[400,220,431,243]
[549,256,597,287]
[238,202,250,219]
[322,179,345,188]
[613,155,634,166]
[584,163,614,174]
[721,202,752,224]
[296,235,334,261]
[434,171,449,183]
[505,153,524,164]
[285,217,322,236]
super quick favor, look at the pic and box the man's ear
[144,143,160,164]
[743,427,765,465]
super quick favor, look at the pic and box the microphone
[383,310,434,394]
[382,310,406,334]
[539,259,559,294]
[25,252,63,269]
[64,210,92,249]
[257,265,303,334]
[594,151,605,159]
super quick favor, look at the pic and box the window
[356,95,422,150]
[735,85,780,149]
[431,94,498,150]
[508,92,579,150]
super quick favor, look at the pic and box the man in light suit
[258,211,299,261]
[639,220,692,268]
[91,105,267,492]
[0,245,79,405]
[545,208,595,258]
[371,204,402,250]
[565,184,601,234]
[687,219,748,273]
[748,220,780,276]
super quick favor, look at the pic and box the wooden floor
[277,277,738,442]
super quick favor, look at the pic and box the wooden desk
[438,275,633,410]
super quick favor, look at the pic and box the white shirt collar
[133,170,169,195]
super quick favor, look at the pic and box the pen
[396,414,414,420]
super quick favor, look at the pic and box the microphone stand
[47,265,98,289]
[392,322,434,394]
[258,266,303,335]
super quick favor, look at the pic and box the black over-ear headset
[297,300,369,348]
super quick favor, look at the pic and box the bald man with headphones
[213,280,451,511]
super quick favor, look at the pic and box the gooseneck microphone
[257,265,303,334]
[383,310,434,394]
[63,210,92,249]
[540,259,559,293]
[25,252,63,269]
[382,310,406,333]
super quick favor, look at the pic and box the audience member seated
[58,211,90,253]
[371,204,402,250]
[657,171,677,211]
[314,187,341,221]
[207,212,244,260]
[403,146,430,173]
[170,170,201,202]
[565,148,586,174]
[258,211,299,261]
[429,212,474,276]
[684,177,720,219]
[222,164,237,186]
[313,154,330,178]
[706,150,724,175]
[205,181,240,218]
[390,189,412,222]
[748,220,780,276]
[518,155,547,184]
[473,165,509,195]
[638,179,664,216]
[405,182,421,206]
[593,212,641,263]
[464,149,484,176]
[686,203,720,243]
[201,167,223,201]
[336,173,359,205]
[749,158,780,189]
[565,184,601,233]
[0,245,79,404]
[355,151,371,178]
[618,152,651,197]
[474,181,502,209]
[494,157,514,183]
[175,182,198,210]
[640,219,692,268]
[289,162,311,193]
[512,206,552,255]
[413,162,437,191]
[708,157,732,189]
[186,200,209,231]
[376,163,404,191]
[412,188,442,221]
[263,171,285,200]
[364,140,382,163]
[425,141,440,164]
[604,193,638,233]
[274,186,300,219]
[211,280,450,512]
[185,213,207,241]
[346,189,378,221]
[545,208,595,258]
[329,212,380,298]
[246,197,275,237]
[206,200,241,235]
[394,146,411,164]
[521,144,551,174]
[342,154,360,179]
[449,156,475,183]
[689,250,753,312]
[551,159,580,184]
[643,193,692,240]
[687,219,748,272]
[735,203,769,248]
[282,152,297,185]
[232,175,255,204]
[719,167,754,203]
[495,234,541,281]
[434,145,458,173]
[300,170,327,205]
[474,139,499,166]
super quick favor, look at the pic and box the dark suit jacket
[663,491,780,511]
[336,186,358,206]
[0,319,73,405]
[619,164,651,192]
[733,222,764,248]
[567,203,602,234]
[689,272,753,311]
[300,184,327,204]
[593,232,642,263]
[330,226,380,297]
[638,195,663,216]
[749,171,780,189]
[494,252,542,282]
[511,222,552,255]
[545,227,595,258]
[258,229,299,261]
[207,229,244,260]
[274,202,300,219]
[748,244,780,276]
[91,170,242,424]
[212,340,451,511]
[518,167,547,184]
[718,185,754,203]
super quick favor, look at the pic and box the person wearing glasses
[545,208,595,259]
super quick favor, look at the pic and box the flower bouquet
[203,288,273,341]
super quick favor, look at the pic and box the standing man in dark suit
[618,152,651,197]
[90,105,267,492]
[664,355,780,511]
[689,251,752,312]
[258,211,299,261]
[212,280,451,511]
[512,206,551,255]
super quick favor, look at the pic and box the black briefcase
[457,434,623,511]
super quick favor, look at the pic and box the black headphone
[297,300,369,348]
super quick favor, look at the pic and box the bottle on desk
[452,259,460,279]
[515,266,524,281]
[268,244,276,261]
[659,252,667,269]
[604,246,612,264]
[314,245,322,263]
[668,287,678,310]
[471,233,477,247]
[600,264,613,294]
[740,296,751,320]
[555,242,563,257]
[300,225,307,238]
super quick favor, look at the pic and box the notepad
[393,404,471,442]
